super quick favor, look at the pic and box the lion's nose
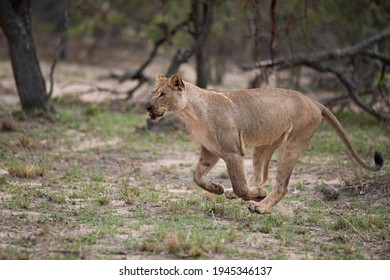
[145,102,154,112]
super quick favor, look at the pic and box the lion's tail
[315,101,383,172]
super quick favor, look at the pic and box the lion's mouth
[149,112,164,122]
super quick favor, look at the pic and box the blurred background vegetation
[0,0,389,118]
[17,0,388,62]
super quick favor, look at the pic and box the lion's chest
[187,124,222,155]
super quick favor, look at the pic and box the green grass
[0,104,388,259]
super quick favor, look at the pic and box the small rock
[320,185,340,201]
[1,115,16,131]
[0,168,9,175]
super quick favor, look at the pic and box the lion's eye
[158,92,166,99]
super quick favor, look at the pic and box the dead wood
[242,25,390,121]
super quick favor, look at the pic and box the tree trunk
[165,0,215,78]
[195,1,209,88]
[0,0,49,111]
[196,46,208,88]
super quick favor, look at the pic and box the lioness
[145,73,384,214]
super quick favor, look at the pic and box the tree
[242,26,390,120]
[112,0,216,97]
[193,0,213,87]
[0,0,50,111]
[241,0,390,121]
[165,0,215,86]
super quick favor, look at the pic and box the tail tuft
[374,151,384,171]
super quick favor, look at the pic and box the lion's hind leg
[249,125,293,202]
[248,117,317,214]
[248,139,305,214]
[194,146,225,195]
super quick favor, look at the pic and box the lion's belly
[242,127,289,148]
[238,113,293,148]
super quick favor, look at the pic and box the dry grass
[7,162,44,178]
[18,136,40,150]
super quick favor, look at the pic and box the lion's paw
[224,188,239,199]
[248,201,267,214]
[210,182,225,195]
[256,187,268,198]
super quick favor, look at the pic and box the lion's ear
[156,74,165,82]
[168,73,185,91]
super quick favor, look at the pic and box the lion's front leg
[194,146,224,195]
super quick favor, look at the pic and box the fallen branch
[303,62,390,120]
[125,77,147,100]
[241,25,390,121]
[78,86,122,96]
[242,25,390,71]
[59,81,124,96]
[363,50,390,65]
[324,94,350,109]
[314,195,370,242]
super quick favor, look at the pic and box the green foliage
[315,0,390,42]
[84,104,100,117]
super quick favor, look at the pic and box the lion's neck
[177,82,209,128]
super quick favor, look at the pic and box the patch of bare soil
[340,174,390,201]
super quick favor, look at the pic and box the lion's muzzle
[145,102,164,122]
[145,102,154,112]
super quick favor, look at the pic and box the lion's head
[145,74,187,122]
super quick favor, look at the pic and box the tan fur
[145,74,383,214]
